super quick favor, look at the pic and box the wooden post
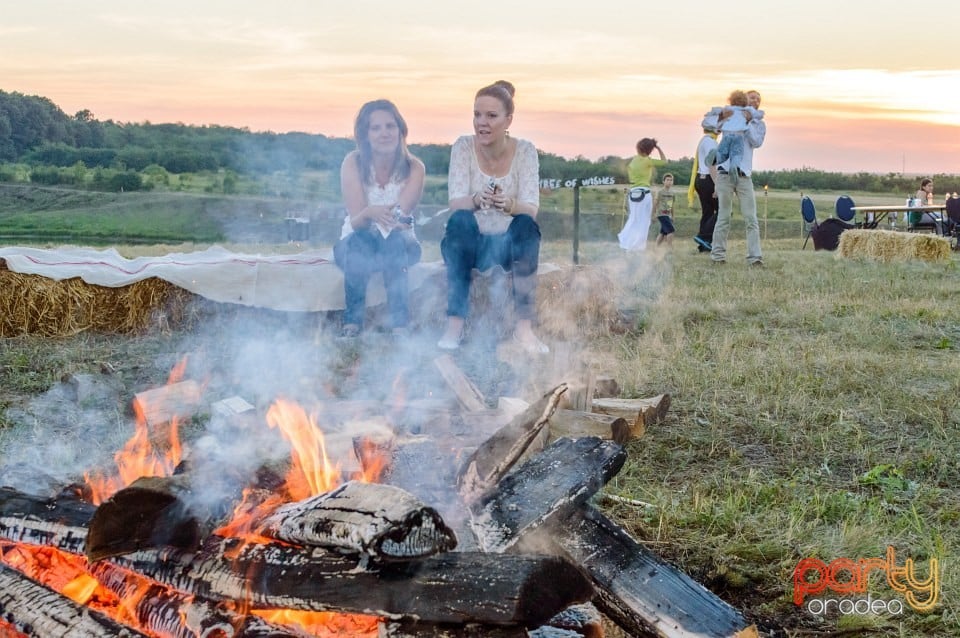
[572,183,581,265]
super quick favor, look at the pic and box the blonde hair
[728,90,748,107]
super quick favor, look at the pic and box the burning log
[111,535,593,627]
[535,506,758,638]
[0,562,150,638]
[0,487,93,556]
[457,384,567,502]
[379,619,529,637]
[472,437,626,553]
[84,474,215,562]
[259,481,457,561]
[88,560,308,638]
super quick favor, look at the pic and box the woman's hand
[366,205,396,229]
[487,184,514,215]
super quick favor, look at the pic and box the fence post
[573,183,580,264]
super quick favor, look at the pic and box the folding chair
[835,195,856,226]
[801,196,818,249]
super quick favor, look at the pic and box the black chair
[835,195,856,226]
[946,197,960,250]
[801,196,818,249]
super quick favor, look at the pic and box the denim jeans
[440,209,541,320]
[333,227,421,328]
[711,172,762,264]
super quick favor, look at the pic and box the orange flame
[266,398,341,501]
[83,357,191,504]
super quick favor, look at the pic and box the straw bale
[836,229,951,263]
[0,267,197,337]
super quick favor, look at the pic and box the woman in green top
[619,137,667,250]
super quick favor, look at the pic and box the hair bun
[493,80,516,97]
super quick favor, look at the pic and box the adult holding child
[334,99,425,338]
[438,80,548,354]
[711,89,766,266]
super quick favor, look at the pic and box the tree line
[2,88,958,196]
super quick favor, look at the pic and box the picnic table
[850,204,946,230]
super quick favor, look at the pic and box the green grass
[583,240,959,636]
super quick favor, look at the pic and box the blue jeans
[440,210,541,321]
[333,227,421,328]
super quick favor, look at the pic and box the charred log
[379,619,529,637]
[258,481,456,561]
[0,487,93,556]
[458,384,567,502]
[472,437,626,553]
[0,562,149,638]
[111,535,593,627]
[89,560,292,638]
[532,506,758,638]
[84,475,210,562]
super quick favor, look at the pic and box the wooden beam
[548,409,632,445]
[132,380,202,427]
[433,354,487,412]
[591,394,671,439]
[457,384,567,502]
[533,506,758,638]
[472,437,626,553]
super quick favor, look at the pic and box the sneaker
[437,329,463,351]
[712,259,726,266]
[750,260,764,267]
[694,236,712,251]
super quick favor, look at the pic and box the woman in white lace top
[334,99,425,338]
[437,80,548,354]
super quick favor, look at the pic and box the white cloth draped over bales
[0,246,445,312]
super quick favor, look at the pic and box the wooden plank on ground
[433,354,487,412]
[132,380,202,427]
[591,394,671,439]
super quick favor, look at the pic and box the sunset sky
[4,0,959,175]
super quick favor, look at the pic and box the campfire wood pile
[0,353,759,638]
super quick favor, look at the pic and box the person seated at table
[909,177,943,233]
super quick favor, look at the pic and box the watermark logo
[793,546,939,616]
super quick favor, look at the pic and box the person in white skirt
[619,137,666,251]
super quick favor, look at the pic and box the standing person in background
[711,89,766,266]
[690,111,720,253]
[334,99,424,338]
[438,80,548,354]
[618,137,667,251]
[654,173,676,247]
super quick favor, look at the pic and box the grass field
[1,185,958,636]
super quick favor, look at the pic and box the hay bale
[837,229,951,263]
[0,268,197,337]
